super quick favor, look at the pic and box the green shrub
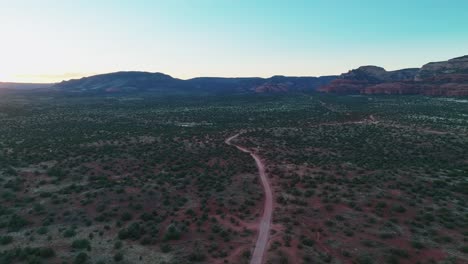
[63,228,76,238]
[160,244,171,253]
[38,247,55,258]
[460,246,468,253]
[121,212,132,221]
[114,252,124,262]
[7,214,29,232]
[0,236,13,245]
[114,241,122,249]
[72,239,90,250]
[301,237,314,247]
[73,252,88,264]
[163,224,181,241]
[411,240,425,249]
[188,251,206,262]
[36,227,48,235]
[118,222,144,240]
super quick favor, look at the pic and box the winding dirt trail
[225,134,272,264]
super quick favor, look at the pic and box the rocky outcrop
[319,55,468,96]
[340,66,419,83]
[415,55,468,81]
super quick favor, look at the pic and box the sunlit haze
[1,0,467,83]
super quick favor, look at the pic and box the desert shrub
[47,167,65,178]
[121,212,132,221]
[114,241,122,249]
[160,244,171,253]
[163,224,181,241]
[140,212,154,221]
[114,252,124,262]
[0,236,13,245]
[0,247,55,263]
[411,240,425,249]
[72,239,91,250]
[376,202,387,208]
[279,252,290,264]
[63,228,76,238]
[7,214,29,232]
[188,251,206,262]
[118,222,144,240]
[37,247,55,258]
[392,205,406,213]
[141,236,155,245]
[379,232,395,239]
[36,227,48,235]
[460,246,468,253]
[32,203,45,214]
[73,252,88,264]
[301,237,314,247]
[355,254,373,264]
[388,248,409,258]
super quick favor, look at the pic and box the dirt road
[225,134,272,264]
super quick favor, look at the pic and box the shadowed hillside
[52,72,336,95]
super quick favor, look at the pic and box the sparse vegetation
[0,92,466,263]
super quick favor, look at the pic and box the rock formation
[319,55,468,96]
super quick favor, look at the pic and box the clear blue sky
[1,0,467,82]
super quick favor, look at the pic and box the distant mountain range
[319,55,468,96]
[3,55,468,96]
[50,72,336,95]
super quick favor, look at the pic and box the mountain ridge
[319,55,468,96]
[52,72,337,94]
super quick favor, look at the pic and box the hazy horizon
[1,0,467,83]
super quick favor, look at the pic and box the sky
[0,0,467,83]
